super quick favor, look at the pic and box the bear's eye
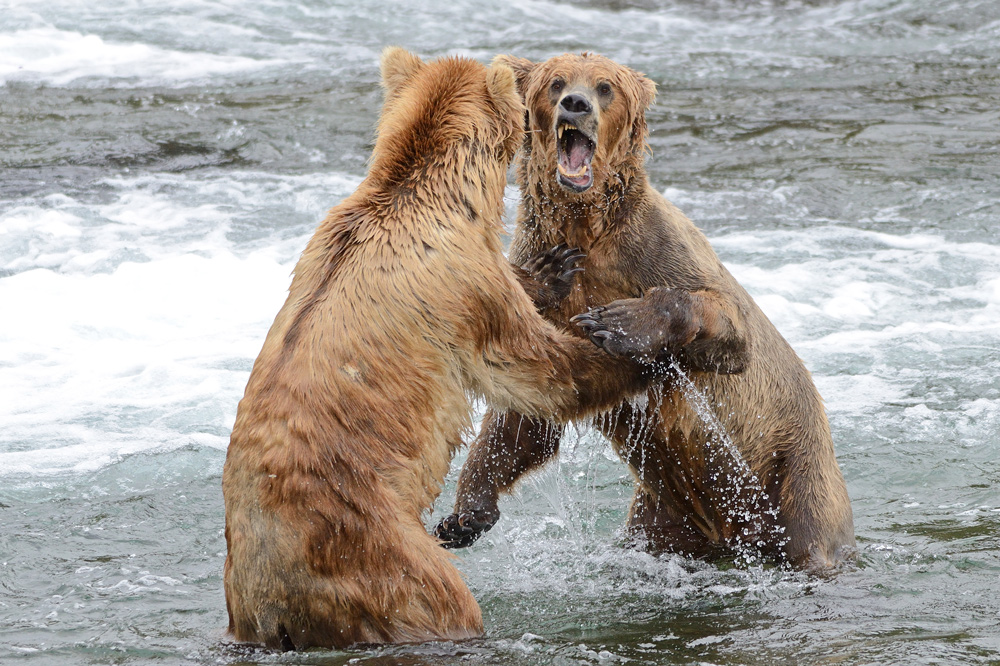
[550,79,564,94]
[597,82,612,97]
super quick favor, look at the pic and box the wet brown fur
[221,49,653,650]
[446,53,855,571]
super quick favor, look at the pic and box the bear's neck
[517,152,646,252]
[366,147,506,229]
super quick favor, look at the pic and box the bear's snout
[559,92,593,115]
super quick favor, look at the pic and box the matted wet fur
[436,53,856,571]
[222,49,654,650]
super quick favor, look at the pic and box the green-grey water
[1,1,999,664]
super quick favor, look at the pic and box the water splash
[591,358,787,567]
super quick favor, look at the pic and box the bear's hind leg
[624,487,721,558]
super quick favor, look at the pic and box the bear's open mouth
[555,122,595,192]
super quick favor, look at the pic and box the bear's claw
[572,289,704,361]
[522,244,586,305]
[571,308,624,352]
[433,509,500,549]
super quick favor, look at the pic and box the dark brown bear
[435,52,856,572]
[221,48,655,651]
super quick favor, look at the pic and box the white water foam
[711,226,1000,341]
[0,28,287,87]
[1,171,362,275]
[0,171,364,479]
[0,251,290,476]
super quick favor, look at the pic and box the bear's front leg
[434,411,563,548]
[572,287,749,375]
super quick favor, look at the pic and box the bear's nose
[559,93,592,115]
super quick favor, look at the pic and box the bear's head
[370,48,524,194]
[495,52,656,196]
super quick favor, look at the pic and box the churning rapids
[2,0,999,664]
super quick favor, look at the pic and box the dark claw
[588,329,620,353]
[571,307,601,321]
[571,308,605,331]
[522,244,581,276]
[521,244,587,308]
[433,510,498,549]
[522,243,565,273]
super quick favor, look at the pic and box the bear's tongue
[560,130,592,173]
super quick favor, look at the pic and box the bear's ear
[628,68,657,150]
[380,47,424,98]
[491,54,537,100]
[633,68,657,110]
[485,63,517,106]
[613,67,657,162]
[485,63,525,127]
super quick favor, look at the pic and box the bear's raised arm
[473,287,658,423]
[572,286,750,375]
[472,236,676,422]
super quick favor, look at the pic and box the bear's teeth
[557,163,589,178]
[557,124,578,140]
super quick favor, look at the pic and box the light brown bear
[435,52,856,571]
[221,49,655,651]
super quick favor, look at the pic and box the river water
[2,1,999,664]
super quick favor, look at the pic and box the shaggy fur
[436,53,856,571]
[221,49,653,651]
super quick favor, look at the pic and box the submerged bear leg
[624,487,719,557]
